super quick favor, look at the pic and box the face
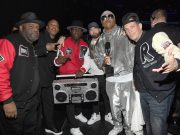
[19,23,40,43]
[123,22,142,42]
[101,14,116,31]
[89,27,101,38]
[46,19,59,37]
[70,27,83,41]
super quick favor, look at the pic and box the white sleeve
[81,49,91,73]
[152,32,180,60]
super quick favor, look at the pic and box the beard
[21,30,39,43]
[91,33,100,39]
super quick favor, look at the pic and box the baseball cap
[101,10,115,18]
[122,12,140,26]
[88,22,100,29]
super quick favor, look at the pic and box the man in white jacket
[83,22,113,125]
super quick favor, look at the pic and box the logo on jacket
[66,48,72,55]
[140,42,154,65]
[19,45,29,57]
[161,41,171,49]
[0,54,4,62]
[80,46,88,58]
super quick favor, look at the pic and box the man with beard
[54,20,88,135]
[82,22,113,125]
[94,10,144,135]
[0,12,44,135]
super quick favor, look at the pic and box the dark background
[0,0,180,37]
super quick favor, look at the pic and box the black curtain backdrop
[0,0,179,37]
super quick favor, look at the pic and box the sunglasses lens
[101,15,107,21]
[101,14,114,21]
[108,14,114,19]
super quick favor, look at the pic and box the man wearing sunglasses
[94,10,144,135]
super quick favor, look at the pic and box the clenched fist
[3,101,17,118]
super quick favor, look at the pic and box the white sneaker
[70,127,83,135]
[108,127,122,135]
[75,113,88,123]
[87,113,101,125]
[105,113,114,125]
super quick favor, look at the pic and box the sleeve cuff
[54,57,61,67]
[3,97,13,104]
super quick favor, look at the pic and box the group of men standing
[0,8,180,135]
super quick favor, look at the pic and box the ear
[46,25,48,30]
[19,25,23,31]
[139,23,142,29]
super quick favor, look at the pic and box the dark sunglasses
[151,16,156,21]
[101,14,114,21]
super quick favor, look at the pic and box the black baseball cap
[122,12,140,26]
[88,22,100,30]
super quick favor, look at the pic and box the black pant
[66,104,82,128]
[92,75,111,115]
[41,86,56,129]
[0,97,39,135]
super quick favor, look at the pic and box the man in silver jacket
[94,10,144,135]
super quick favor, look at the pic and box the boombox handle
[56,74,95,78]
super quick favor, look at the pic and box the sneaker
[45,128,63,135]
[75,113,88,123]
[105,113,114,125]
[70,127,83,135]
[87,113,101,125]
[108,127,122,135]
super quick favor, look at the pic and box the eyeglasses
[101,14,114,21]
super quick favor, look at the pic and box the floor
[43,103,180,135]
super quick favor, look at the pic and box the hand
[46,43,58,51]
[152,50,178,73]
[57,36,66,47]
[3,101,17,118]
[104,56,111,65]
[75,70,84,78]
[55,55,70,65]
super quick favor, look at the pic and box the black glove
[55,55,70,65]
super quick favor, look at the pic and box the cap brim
[67,26,87,32]
[15,20,45,28]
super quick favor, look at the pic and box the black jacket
[6,33,40,107]
[134,23,180,102]
[36,30,57,87]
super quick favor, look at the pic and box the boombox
[53,75,99,104]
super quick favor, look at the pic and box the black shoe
[45,128,63,135]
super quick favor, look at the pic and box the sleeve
[152,32,180,61]
[80,49,90,73]
[126,38,135,71]
[35,33,48,57]
[93,37,105,70]
[0,39,16,102]
[54,49,62,67]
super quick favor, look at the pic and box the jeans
[140,91,174,135]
